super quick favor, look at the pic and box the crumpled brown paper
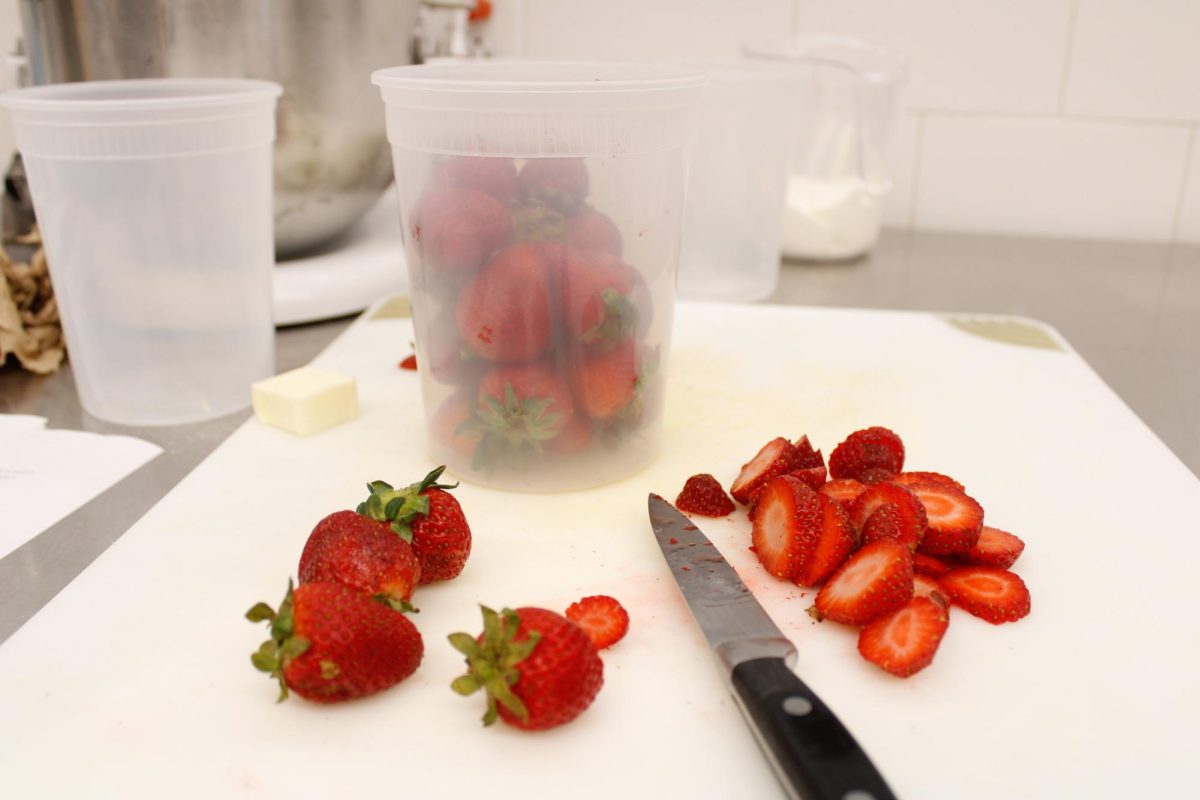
[1,228,65,374]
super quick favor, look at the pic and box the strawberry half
[819,478,868,511]
[565,595,630,650]
[731,437,800,505]
[813,539,914,626]
[849,481,928,551]
[828,427,905,481]
[858,596,950,678]
[962,526,1026,569]
[907,480,984,556]
[795,493,858,587]
[675,473,736,517]
[939,567,1031,624]
[751,475,822,579]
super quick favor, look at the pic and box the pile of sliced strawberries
[674,426,1031,678]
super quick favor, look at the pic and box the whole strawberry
[298,508,421,608]
[456,242,554,363]
[572,338,639,421]
[246,581,423,703]
[473,362,577,464]
[561,249,639,350]
[411,187,510,275]
[358,466,472,584]
[433,156,519,202]
[566,209,622,256]
[450,605,603,730]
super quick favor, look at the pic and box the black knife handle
[731,657,896,800]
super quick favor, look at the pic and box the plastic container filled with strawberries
[373,62,704,491]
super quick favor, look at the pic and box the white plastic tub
[1,78,282,425]
[373,61,702,491]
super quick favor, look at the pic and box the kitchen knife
[648,494,896,800]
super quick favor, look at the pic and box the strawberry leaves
[449,606,542,726]
[356,467,460,542]
[246,581,312,702]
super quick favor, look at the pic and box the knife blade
[648,494,896,800]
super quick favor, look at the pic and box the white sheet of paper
[0,415,162,559]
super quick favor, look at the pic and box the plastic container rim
[372,60,706,95]
[0,78,283,113]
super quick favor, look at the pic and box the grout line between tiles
[910,107,1197,131]
[906,112,926,230]
[1056,0,1081,115]
[1169,125,1197,243]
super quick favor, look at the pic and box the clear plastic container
[744,36,907,261]
[1,79,281,425]
[373,61,702,491]
[678,63,793,302]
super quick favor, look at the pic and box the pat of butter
[251,367,359,436]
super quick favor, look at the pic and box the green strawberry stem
[582,288,638,347]
[245,580,311,703]
[355,466,458,542]
[449,605,542,726]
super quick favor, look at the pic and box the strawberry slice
[819,478,868,511]
[751,475,821,579]
[912,552,955,578]
[792,435,825,469]
[907,480,984,556]
[857,467,898,484]
[893,471,965,493]
[858,596,950,677]
[674,473,736,517]
[730,437,800,505]
[962,526,1025,569]
[794,493,857,587]
[939,567,1031,624]
[828,427,905,481]
[788,465,827,491]
[913,573,948,604]
[812,539,914,626]
[850,482,928,551]
[565,595,630,649]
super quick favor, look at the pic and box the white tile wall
[790,0,1076,114]
[517,0,792,61]
[882,111,921,229]
[915,115,1190,241]
[1064,0,1200,121]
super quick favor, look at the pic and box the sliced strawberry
[819,478,867,511]
[893,471,965,493]
[912,574,948,604]
[792,435,825,469]
[565,595,630,649]
[962,526,1025,569]
[751,476,821,579]
[858,596,950,678]
[857,467,898,484]
[940,567,1031,624]
[912,552,955,578]
[675,473,736,517]
[812,539,913,626]
[788,465,827,491]
[907,480,984,556]
[850,482,927,551]
[828,427,905,481]
[730,437,800,505]
[794,493,857,587]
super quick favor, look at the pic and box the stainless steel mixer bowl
[18,0,419,257]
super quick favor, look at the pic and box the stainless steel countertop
[2,227,1197,645]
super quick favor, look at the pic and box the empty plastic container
[678,63,793,302]
[1,79,281,425]
[373,61,702,491]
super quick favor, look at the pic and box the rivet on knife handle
[731,657,896,800]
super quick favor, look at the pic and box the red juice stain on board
[400,354,418,371]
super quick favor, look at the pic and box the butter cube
[251,367,359,436]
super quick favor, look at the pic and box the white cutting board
[2,300,1198,799]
